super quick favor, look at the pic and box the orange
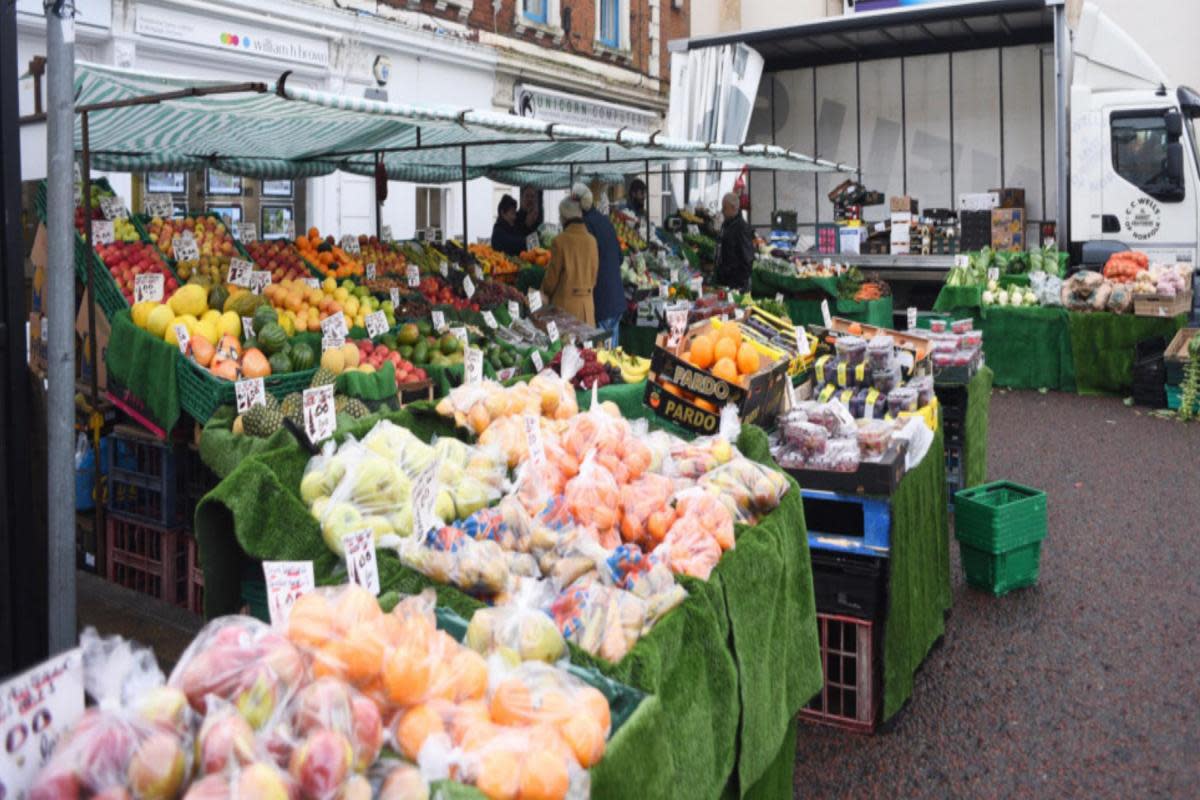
[336,585,384,628]
[383,646,432,706]
[475,749,521,800]
[687,334,715,369]
[534,689,570,726]
[287,592,335,648]
[559,714,605,768]
[489,678,532,727]
[518,749,569,800]
[736,343,760,375]
[712,357,739,385]
[713,337,737,364]
[341,622,385,683]
[395,703,444,761]
[578,687,611,734]
[311,639,352,680]
[646,508,676,544]
[718,322,743,346]
[447,648,488,702]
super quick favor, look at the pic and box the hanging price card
[527,289,543,313]
[365,311,388,338]
[263,561,315,626]
[0,647,84,799]
[173,323,190,355]
[227,258,254,287]
[91,220,114,245]
[482,310,497,329]
[344,529,380,595]
[321,311,348,339]
[462,275,475,299]
[302,384,336,445]
[340,234,360,255]
[237,222,257,243]
[431,310,447,332]
[172,235,199,262]
[411,458,441,538]
[134,273,163,303]
[241,317,256,340]
[465,347,484,384]
[545,320,559,342]
[235,377,266,413]
[248,271,273,294]
[406,265,419,287]
[508,300,521,320]
[365,262,377,281]
[820,299,832,327]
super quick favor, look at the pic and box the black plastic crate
[811,551,888,620]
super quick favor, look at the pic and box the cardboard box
[839,226,866,254]
[990,208,1026,252]
[990,188,1026,210]
[890,195,919,214]
[1133,290,1193,319]
[890,211,914,226]
[890,223,911,255]
[958,192,1000,211]
[30,224,48,314]
[76,300,111,392]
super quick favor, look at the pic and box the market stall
[751,258,894,329]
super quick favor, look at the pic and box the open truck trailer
[673,0,1200,299]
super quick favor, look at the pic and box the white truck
[674,0,1199,294]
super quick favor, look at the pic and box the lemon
[193,319,219,345]
[131,301,159,330]
[167,284,208,317]
[146,304,175,338]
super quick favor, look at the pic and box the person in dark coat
[575,183,624,347]
[490,194,525,258]
[715,192,755,292]
[517,185,544,238]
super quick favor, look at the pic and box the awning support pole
[644,159,651,243]
[374,151,382,241]
[460,145,468,243]
[1053,2,1070,250]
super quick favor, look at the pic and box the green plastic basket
[959,540,1043,595]
[33,176,116,224]
[132,212,254,265]
[954,480,1047,554]
[177,358,318,425]
[75,235,132,321]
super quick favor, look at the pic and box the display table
[963,366,993,489]
[194,408,821,798]
[751,268,893,328]
[977,307,1076,392]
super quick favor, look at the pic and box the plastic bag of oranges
[368,759,431,800]
[618,472,681,548]
[563,452,621,536]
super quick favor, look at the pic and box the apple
[29,768,82,800]
[135,686,190,732]
[181,774,230,800]
[349,696,383,770]
[127,731,186,800]
[236,762,292,800]
[196,708,256,774]
[288,729,353,800]
[235,665,283,729]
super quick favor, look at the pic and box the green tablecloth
[105,310,183,432]
[516,266,545,293]
[963,366,993,489]
[1067,311,1186,395]
[194,410,820,798]
[751,268,893,328]
[883,426,952,720]
[978,306,1076,392]
[619,324,659,358]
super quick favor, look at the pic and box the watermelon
[253,304,279,333]
[257,322,288,356]
[269,351,294,375]
[290,341,316,371]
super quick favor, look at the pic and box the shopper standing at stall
[490,195,525,258]
[624,178,648,219]
[575,183,624,346]
[541,196,599,325]
[715,192,754,292]
[518,185,544,239]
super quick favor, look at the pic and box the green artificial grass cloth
[963,366,993,489]
[882,426,952,720]
[750,268,892,328]
[194,409,818,798]
[977,306,1075,391]
[932,284,983,318]
[1067,311,1185,395]
[104,310,183,431]
[335,361,397,401]
[728,717,798,800]
[835,295,894,328]
[516,266,546,293]
[199,406,296,479]
[619,324,659,358]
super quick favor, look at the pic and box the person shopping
[575,183,624,347]
[490,194,525,258]
[714,192,754,292]
[541,196,599,325]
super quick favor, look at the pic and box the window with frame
[522,0,547,24]
[598,0,620,47]
[415,187,444,233]
[1111,113,1173,196]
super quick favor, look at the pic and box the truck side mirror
[1165,110,1183,139]
[1166,142,1184,187]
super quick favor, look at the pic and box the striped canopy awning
[75,62,853,186]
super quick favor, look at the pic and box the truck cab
[1070,5,1200,271]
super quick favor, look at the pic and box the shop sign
[515,84,658,133]
[136,5,330,68]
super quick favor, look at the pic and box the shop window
[597,0,621,48]
[522,0,547,24]
[416,187,445,234]
[1111,113,1173,196]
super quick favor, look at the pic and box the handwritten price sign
[263,561,315,626]
[248,271,273,294]
[365,311,388,338]
[527,289,543,313]
[235,377,266,413]
[340,235,361,255]
[302,384,336,445]
[134,273,163,303]
[0,648,84,800]
[321,311,348,339]
[344,529,380,595]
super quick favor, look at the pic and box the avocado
[416,320,433,337]
[439,333,461,355]
[398,344,414,360]
[412,342,429,364]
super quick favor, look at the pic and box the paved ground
[77,571,202,672]
[792,389,1200,798]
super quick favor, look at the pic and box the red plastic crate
[185,534,205,617]
[106,512,189,608]
[800,613,878,733]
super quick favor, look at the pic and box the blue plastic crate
[802,489,891,558]
[106,431,183,527]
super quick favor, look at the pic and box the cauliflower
[997,290,1010,307]
[982,290,995,305]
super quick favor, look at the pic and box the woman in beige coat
[541,196,599,325]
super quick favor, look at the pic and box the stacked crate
[936,384,968,502]
[954,481,1048,595]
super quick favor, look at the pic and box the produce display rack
[131,211,257,269]
[176,357,318,426]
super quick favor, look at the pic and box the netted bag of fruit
[283,585,397,701]
[29,629,195,800]
[563,451,621,538]
[170,615,307,729]
[548,580,648,662]
[618,471,682,549]
[698,457,792,525]
[464,581,567,666]
[302,438,412,557]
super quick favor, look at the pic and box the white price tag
[344,528,380,595]
[987,267,999,283]
[462,275,476,299]
[482,310,497,329]
[659,283,669,298]
[497,367,517,381]
[546,320,559,343]
[907,306,918,330]
[382,225,393,240]
[670,268,679,284]
[303,277,321,290]
[365,262,377,281]
[173,323,190,355]
[689,276,703,296]
[559,344,582,382]
[100,195,126,220]
[531,350,544,372]
[144,194,173,217]
[390,288,401,307]
[406,265,419,287]
[525,233,540,252]
[171,235,199,262]
[431,310,447,332]
[411,458,441,537]
[794,326,810,357]
[666,305,689,349]
[775,293,784,304]
[821,300,832,327]
[241,317,255,340]
[91,220,114,245]
[248,271,273,294]
[263,561,315,626]
[365,311,388,338]
[235,377,266,413]
[302,384,337,444]
[340,234,360,255]
[321,311,348,339]
[227,258,254,287]
[465,347,484,384]
[955,254,970,269]
[508,300,521,320]
[450,326,469,350]
[439,262,449,278]
[237,222,257,243]
[523,414,546,466]
[321,333,345,352]
[823,258,832,269]
[0,647,84,797]
[527,289,543,313]
[134,273,163,303]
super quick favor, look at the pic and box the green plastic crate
[1165,384,1200,413]
[959,540,1043,595]
[954,480,1047,554]
[177,358,318,425]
